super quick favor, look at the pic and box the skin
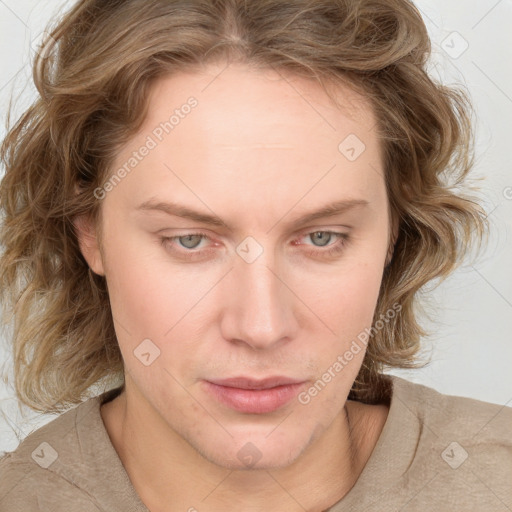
[75,62,396,512]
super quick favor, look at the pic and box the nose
[220,250,298,351]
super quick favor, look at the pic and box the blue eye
[159,232,212,261]
[298,231,350,258]
[175,234,205,250]
[307,231,339,247]
[159,230,350,261]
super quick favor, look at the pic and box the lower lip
[202,381,305,414]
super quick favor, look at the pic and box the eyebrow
[135,198,369,230]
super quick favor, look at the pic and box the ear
[73,213,106,276]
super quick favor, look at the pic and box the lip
[203,376,306,414]
[208,376,304,390]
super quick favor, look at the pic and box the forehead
[107,63,385,223]
[144,63,377,145]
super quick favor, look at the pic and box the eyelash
[159,230,350,260]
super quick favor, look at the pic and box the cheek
[297,257,383,391]
[344,259,383,314]
[101,228,183,341]
[300,256,384,334]
[102,229,219,373]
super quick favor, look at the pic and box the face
[78,62,393,470]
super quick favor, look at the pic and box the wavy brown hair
[0,0,488,413]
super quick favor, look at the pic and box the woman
[0,0,510,511]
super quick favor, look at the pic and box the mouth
[202,376,307,414]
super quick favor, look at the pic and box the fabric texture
[0,375,510,511]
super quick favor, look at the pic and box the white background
[0,0,511,453]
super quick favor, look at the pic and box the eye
[159,230,350,261]
[159,232,212,258]
[175,234,205,250]
[295,230,350,258]
[306,231,338,247]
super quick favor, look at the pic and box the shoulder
[391,375,512,443]
[388,375,512,508]
[0,393,110,511]
[0,452,102,511]
[348,375,512,511]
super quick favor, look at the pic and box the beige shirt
[1,375,511,511]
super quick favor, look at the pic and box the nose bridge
[225,246,295,349]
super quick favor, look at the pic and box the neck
[101,384,379,512]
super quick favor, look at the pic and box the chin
[191,430,313,471]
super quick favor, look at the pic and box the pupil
[180,235,202,249]
[312,232,330,247]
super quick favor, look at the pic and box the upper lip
[207,376,305,390]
